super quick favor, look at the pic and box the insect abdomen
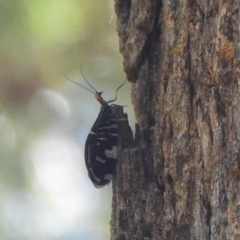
[84,106,118,188]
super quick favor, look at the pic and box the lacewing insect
[66,69,126,188]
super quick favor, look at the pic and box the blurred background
[0,0,134,239]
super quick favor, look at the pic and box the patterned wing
[85,106,118,188]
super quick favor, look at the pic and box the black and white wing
[84,105,118,188]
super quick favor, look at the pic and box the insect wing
[85,106,118,188]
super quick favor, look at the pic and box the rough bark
[111,1,240,239]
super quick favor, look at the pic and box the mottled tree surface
[111,1,240,240]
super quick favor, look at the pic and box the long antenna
[63,73,96,94]
[64,65,127,102]
[107,79,127,103]
[80,64,98,93]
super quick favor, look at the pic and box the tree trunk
[111,0,240,239]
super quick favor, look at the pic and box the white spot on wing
[104,174,112,181]
[98,126,111,130]
[87,146,91,165]
[105,146,117,159]
[89,168,101,182]
[96,156,105,163]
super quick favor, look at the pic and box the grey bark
[111,1,240,239]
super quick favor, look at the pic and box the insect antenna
[80,64,98,93]
[64,65,127,103]
[63,73,96,94]
[107,79,127,104]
